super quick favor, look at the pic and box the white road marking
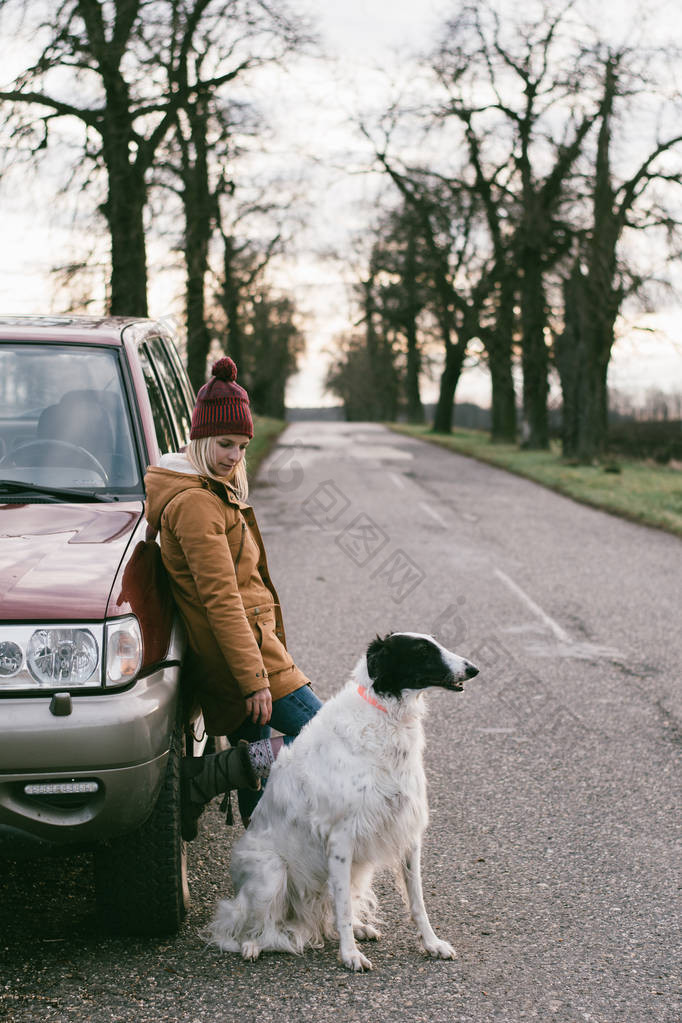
[389,471,406,490]
[494,569,623,660]
[350,445,413,460]
[419,501,449,527]
[524,640,623,660]
[494,569,571,643]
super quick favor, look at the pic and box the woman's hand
[245,686,272,726]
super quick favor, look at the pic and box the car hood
[0,502,143,620]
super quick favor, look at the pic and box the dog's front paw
[424,938,457,960]
[354,923,381,942]
[241,941,262,962]
[340,948,373,972]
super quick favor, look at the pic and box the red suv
[0,315,204,935]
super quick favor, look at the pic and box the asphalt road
[1,422,680,1023]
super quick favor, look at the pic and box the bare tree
[556,50,682,460]
[365,201,433,423]
[207,197,305,412]
[153,5,307,388]
[325,323,400,423]
[325,332,376,422]
[232,288,306,418]
[0,0,306,317]
[213,201,290,374]
[428,0,605,448]
[370,146,491,432]
[458,116,518,442]
[175,86,217,386]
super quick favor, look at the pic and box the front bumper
[0,661,181,850]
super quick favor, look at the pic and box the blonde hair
[186,436,249,501]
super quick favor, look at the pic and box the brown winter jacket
[144,454,310,734]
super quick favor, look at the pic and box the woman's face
[212,434,250,477]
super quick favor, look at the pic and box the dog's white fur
[204,633,473,971]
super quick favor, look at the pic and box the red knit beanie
[190,357,253,439]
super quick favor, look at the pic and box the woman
[144,357,322,834]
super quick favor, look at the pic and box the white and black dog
[204,632,479,971]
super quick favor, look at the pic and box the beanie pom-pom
[211,357,237,382]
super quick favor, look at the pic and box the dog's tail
[201,898,243,954]
[202,848,306,956]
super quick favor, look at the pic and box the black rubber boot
[181,741,261,841]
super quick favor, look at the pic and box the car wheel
[93,706,190,936]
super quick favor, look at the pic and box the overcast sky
[0,0,680,407]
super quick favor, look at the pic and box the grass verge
[389,423,682,539]
[247,415,288,482]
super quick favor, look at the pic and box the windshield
[0,343,141,494]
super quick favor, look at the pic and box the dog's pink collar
[357,685,388,714]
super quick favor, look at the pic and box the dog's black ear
[366,633,392,683]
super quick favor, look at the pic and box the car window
[146,336,193,446]
[0,343,140,492]
[162,333,196,411]
[137,346,176,456]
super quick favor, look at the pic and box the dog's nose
[465,662,479,679]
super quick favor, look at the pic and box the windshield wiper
[0,479,116,503]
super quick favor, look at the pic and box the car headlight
[105,616,143,687]
[0,640,23,678]
[28,628,99,686]
[0,620,142,692]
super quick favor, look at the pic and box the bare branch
[617,134,682,225]
[0,89,100,126]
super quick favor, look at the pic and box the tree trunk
[519,253,549,448]
[186,255,211,391]
[433,338,465,433]
[185,182,212,391]
[574,372,603,462]
[574,329,614,462]
[557,262,618,462]
[221,235,243,369]
[488,340,517,441]
[248,298,271,414]
[105,185,148,315]
[488,271,517,441]
[180,93,214,392]
[405,326,424,423]
[569,58,620,463]
[598,356,610,443]
[556,262,585,458]
[363,271,384,420]
[185,250,212,392]
[101,122,149,316]
[403,230,424,423]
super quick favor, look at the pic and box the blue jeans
[228,684,322,820]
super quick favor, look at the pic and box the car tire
[93,705,190,936]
